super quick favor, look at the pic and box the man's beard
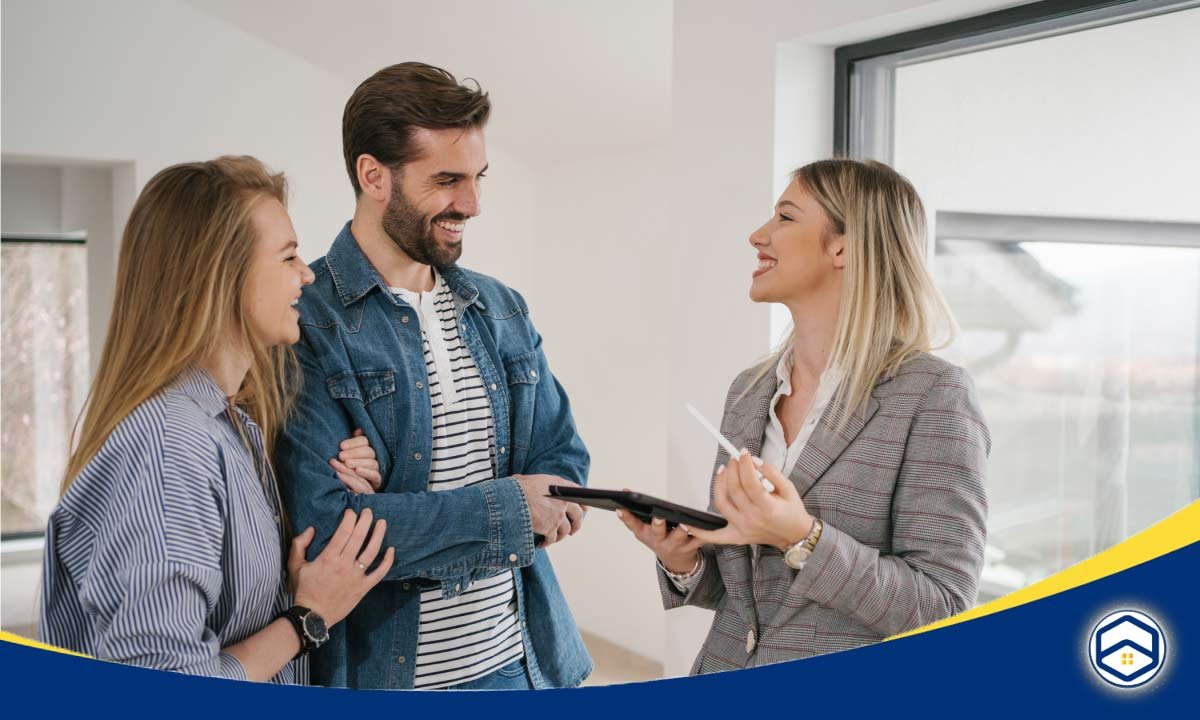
[381,183,464,267]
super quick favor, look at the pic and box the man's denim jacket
[276,222,592,689]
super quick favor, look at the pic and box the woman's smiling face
[241,196,315,347]
[747,180,845,307]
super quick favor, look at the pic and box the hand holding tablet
[549,404,776,535]
[547,487,727,531]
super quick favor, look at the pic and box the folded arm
[276,338,536,592]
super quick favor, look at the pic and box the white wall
[1,0,539,281]
[1,166,64,231]
[523,143,672,662]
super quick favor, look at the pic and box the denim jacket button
[397,656,406,664]
[529,370,537,378]
[454,583,461,592]
[509,553,519,563]
[401,315,410,324]
[415,381,423,389]
[499,446,506,455]
[414,452,422,461]
[402,582,411,591]
[490,383,498,391]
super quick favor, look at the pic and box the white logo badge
[1088,609,1166,688]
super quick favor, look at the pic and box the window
[834,0,1200,600]
[1,234,90,539]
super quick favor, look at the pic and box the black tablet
[547,486,727,531]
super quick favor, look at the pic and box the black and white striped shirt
[39,368,304,684]
[391,272,525,689]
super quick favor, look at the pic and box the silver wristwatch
[783,518,824,570]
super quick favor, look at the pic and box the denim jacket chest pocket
[326,370,397,476]
[503,351,540,466]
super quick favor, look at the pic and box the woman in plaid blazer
[620,159,990,674]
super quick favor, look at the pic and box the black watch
[277,605,329,658]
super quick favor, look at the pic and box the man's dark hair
[342,62,491,196]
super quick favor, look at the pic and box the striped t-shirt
[391,271,525,689]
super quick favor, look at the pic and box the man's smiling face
[381,126,488,267]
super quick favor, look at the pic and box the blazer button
[746,629,756,654]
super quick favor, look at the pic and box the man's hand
[514,474,585,547]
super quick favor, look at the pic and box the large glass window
[834,0,1200,601]
[934,224,1199,597]
[1,236,90,538]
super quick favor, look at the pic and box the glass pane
[1,242,90,536]
[875,3,1200,603]
[933,237,1199,600]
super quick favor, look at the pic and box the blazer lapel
[788,375,890,498]
[711,369,778,625]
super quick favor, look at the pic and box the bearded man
[276,62,592,691]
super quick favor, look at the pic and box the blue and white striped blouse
[39,367,307,684]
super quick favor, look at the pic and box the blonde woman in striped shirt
[41,156,393,683]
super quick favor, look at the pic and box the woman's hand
[287,508,394,626]
[685,452,814,549]
[330,429,382,494]
[615,488,704,574]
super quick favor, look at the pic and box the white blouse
[760,346,843,478]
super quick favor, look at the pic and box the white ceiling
[184,0,674,166]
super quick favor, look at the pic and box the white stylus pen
[685,403,776,493]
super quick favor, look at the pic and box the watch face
[785,546,812,570]
[302,611,329,643]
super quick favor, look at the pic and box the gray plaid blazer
[660,352,990,674]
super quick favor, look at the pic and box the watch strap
[277,605,316,659]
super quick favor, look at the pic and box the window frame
[832,0,1194,158]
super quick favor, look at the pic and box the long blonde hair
[62,156,300,492]
[761,159,955,428]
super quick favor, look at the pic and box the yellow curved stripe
[889,499,1200,641]
[0,630,88,657]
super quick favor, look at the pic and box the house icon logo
[1088,609,1167,688]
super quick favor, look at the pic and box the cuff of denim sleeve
[788,520,879,607]
[658,553,705,592]
[218,651,248,681]
[486,476,535,570]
